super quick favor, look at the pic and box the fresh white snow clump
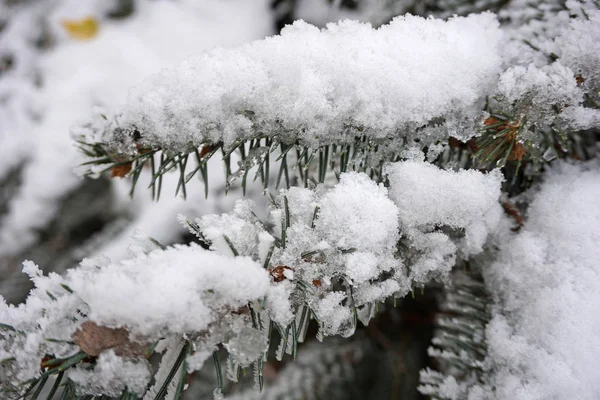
[479,161,600,400]
[387,161,503,283]
[68,244,270,337]
[108,13,502,151]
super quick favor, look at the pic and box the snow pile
[315,172,399,253]
[0,243,269,393]
[479,161,600,399]
[98,13,503,152]
[387,161,503,283]
[68,244,269,337]
[185,167,503,338]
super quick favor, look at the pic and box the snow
[345,252,378,284]
[99,13,503,152]
[0,243,270,392]
[314,292,353,337]
[69,244,270,338]
[478,161,600,400]
[554,7,600,107]
[266,281,295,326]
[498,63,581,109]
[180,171,410,337]
[69,350,151,396]
[387,161,503,283]
[196,200,262,257]
[560,106,600,131]
[315,172,399,253]
[496,62,584,130]
[387,161,502,232]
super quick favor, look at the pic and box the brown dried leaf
[72,321,147,357]
[268,265,293,282]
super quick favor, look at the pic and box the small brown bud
[110,162,132,178]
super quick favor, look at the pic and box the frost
[69,350,151,397]
[555,7,600,92]
[224,327,268,367]
[496,62,583,128]
[314,292,353,337]
[103,13,502,151]
[265,281,295,326]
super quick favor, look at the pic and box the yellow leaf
[62,17,99,40]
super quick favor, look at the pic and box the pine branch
[72,14,505,198]
[419,271,491,400]
[226,337,368,400]
[76,134,404,199]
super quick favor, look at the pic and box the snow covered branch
[73,13,507,197]
[84,14,503,153]
[0,163,502,398]
[74,6,600,199]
